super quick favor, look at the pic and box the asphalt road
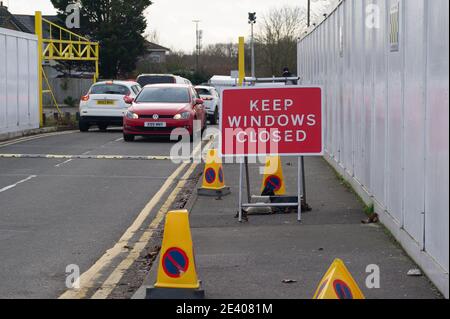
[0,129,187,298]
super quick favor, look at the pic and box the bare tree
[255,6,306,77]
[145,29,160,44]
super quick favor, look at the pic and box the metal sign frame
[219,84,323,223]
[237,156,304,222]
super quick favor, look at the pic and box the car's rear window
[195,88,211,96]
[90,84,130,95]
[135,87,190,103]
[137,76,176,86]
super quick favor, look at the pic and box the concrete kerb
[0,127,57,142]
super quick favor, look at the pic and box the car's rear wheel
[202,117,208,132]
[79,119,89,132]
[210,107,219,125]
[123,134,135,142]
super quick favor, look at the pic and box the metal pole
[307,0,311,28]
[251,23,255,78]
[301,156,307,203]
[196,23,199,71]
[238,161,243,222]
[298,156,302,222]
[94,44,99,83]
[244,156,251,203]
[237,37,249,220]
[193,20,200,72]
[238,37,245,86]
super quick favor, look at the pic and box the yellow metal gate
[35,11,99,126]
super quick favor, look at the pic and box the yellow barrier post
[238,36,245,86]
[146,210,204,299]
[35,11,43,127]
[94,44,99,82]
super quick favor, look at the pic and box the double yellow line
[59,138,214,299]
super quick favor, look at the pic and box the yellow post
[94,45,99,83]
[238,36,245,86]
[35,11,43,127]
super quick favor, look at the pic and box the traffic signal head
[248,12,256,23]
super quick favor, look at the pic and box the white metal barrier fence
[0,27,39,135]
[297,0,449,297]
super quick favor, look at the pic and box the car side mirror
[124,96,134,104]
[195,98,204,105]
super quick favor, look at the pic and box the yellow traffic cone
[146,210,205,299]
[313,259,365,299]
[198,149,231,196]
[260,156,286,195]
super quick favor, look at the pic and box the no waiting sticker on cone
[220,86,324,156]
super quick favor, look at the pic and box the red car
[122,84,207,141]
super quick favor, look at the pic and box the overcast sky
[6,0,336,52]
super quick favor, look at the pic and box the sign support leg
[298,156,302,222]
[244,157,251,203]
[301,156,307,204]
[238,160,243,222]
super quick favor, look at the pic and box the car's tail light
[81,94,90,102]
[124,95,134,104]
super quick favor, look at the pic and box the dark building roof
[0,4,30,32]
[0,3,59,36]
[144,40,170,52]
[13,14,60,34]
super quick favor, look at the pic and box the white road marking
[0,175,36,194]
[55,159,73,167]
[114,138,123,142]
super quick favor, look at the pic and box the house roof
[0,4,60,36]
[0,4,30,32]
[13,14,60,35]
[144,40,170,52]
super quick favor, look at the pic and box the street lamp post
[193,20,201,72]
[248,12,256,79]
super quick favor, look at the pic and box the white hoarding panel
[403,0,426,245]
[297,0,449,297]
[425,0,449,276]
[386,0,404,224]
[0,27,39,135]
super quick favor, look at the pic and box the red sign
[220,86,323,156]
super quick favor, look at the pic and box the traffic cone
[260,156,286,195]
[313,259,365,299]
[198,149,231,197]
[146,210,205,299]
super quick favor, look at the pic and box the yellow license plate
[97,100,115,105]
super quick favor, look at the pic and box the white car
[79,80,142,132]
[136,74,192,87]
[195,86,220,124]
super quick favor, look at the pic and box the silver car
[195,85,220,124]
